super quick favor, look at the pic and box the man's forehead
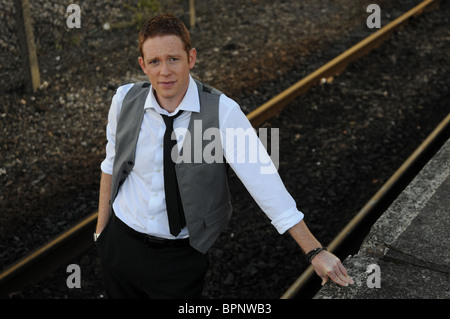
[142,35,185,56]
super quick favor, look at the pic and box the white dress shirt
[101,75,304,239]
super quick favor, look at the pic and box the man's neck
[154,90,188,114]
[154,92,178,114]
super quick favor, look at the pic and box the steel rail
[247,0,441,128]
[0,212,98,298]
[280,112,450,299]
[279,0,444,299]
[0,0,442,299]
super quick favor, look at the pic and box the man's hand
[288,220,354,287]
[311,250,354,286]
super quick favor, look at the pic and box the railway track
[282,111,450,299]
[1,0,448,299]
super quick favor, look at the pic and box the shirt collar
[144,75,200,116]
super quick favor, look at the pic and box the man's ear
[188,48,197,69]
[138,56,147,74]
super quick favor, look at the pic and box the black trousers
[96,215,209,299]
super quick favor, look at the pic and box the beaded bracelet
[305,247,327,263]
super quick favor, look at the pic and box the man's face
[138,35,196,112]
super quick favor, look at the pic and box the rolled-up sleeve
[219,95,304,234]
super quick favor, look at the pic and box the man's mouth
[159,81,176,88]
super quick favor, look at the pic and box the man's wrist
[305,247,327,263]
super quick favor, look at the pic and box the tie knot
[162,111,183,128]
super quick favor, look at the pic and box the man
[95,14,353,299]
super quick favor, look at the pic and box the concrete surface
[314,137,450,299]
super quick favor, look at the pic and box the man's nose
[160,62,171,76]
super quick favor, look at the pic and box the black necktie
[161,111,186,236]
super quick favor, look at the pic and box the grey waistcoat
[110,79,232,254]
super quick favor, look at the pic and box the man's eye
[149,60,159,65]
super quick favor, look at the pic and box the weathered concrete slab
[314,255,450,299]
[386,175,450,274]
[360,138,450,257]
[314,138,450,299]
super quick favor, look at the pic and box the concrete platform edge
[314,138,450,299]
